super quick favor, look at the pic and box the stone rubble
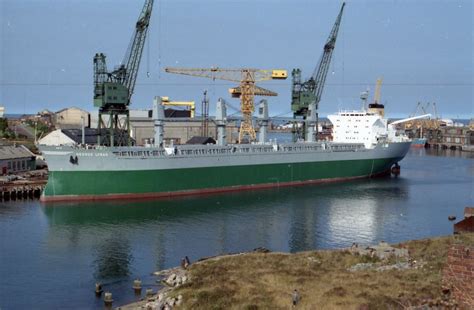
[347,241,425,272]
[164,273,188,287]
[347,263,374,272]
[144,294,183,310]
[117,265,190,309]
[307,257,321,264]
[349,241,409,260]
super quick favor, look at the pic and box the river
[0,148,472,309]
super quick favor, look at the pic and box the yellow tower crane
[165,67,287,143]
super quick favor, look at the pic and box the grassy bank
[166,233,473,309]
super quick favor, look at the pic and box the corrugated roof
[0,145,35,160]
[61,128,100,145]
[61,128,135,145]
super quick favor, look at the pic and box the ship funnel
[153,96,165,147]
[216,98,227,146]
[368,103,385,117]
[258,99,269,143]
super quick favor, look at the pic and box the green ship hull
[42,156,402,202]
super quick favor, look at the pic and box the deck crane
[291,2,345,141]
[164,67,287,143]
[93,0,154,146]
[367,77,385,117]
[372,77,383,105]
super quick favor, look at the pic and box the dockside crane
[291,2,345,141]
[93,0,154,146]
[164,67,287,143]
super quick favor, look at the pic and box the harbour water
[0,148,472,309]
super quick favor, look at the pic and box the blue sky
[1,0,472,118]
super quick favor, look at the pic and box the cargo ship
[38,99,415,202]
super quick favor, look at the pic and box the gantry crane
[161,97,195,118]
[291,2,345,141]
[93,0,154,146]
[165,67,287,143]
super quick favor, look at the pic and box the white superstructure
[328,110,411,149]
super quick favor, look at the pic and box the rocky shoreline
[117,250,268,310]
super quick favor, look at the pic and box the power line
[1,82,472,86]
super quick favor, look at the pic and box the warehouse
[0,145,36,175]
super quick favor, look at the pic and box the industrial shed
[0,145,36,175]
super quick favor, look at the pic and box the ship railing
[174,145,235,156]
[329,143,365,152]
[278,142,326,153]
[234,145,275,154]
[107,142,365,158]
[112,150,166,157]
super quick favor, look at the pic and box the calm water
[0,148,473,309]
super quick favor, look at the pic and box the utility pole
[201,90,209,137]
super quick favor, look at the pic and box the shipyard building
[0,145,36,175]
[40,107,238,146]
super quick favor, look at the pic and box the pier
[0,181,45,201]
[418,127,473,151]
[0,170,48,201]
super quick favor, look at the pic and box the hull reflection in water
[92,236,133,279]
[42,176,410,259]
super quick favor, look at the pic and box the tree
[0,118,8,133]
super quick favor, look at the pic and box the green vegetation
[0,118,16,139]
[25,119,51,140]
[0,118,8,132]
[170,233,473,309]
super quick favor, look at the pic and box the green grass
[170,233,473,309]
